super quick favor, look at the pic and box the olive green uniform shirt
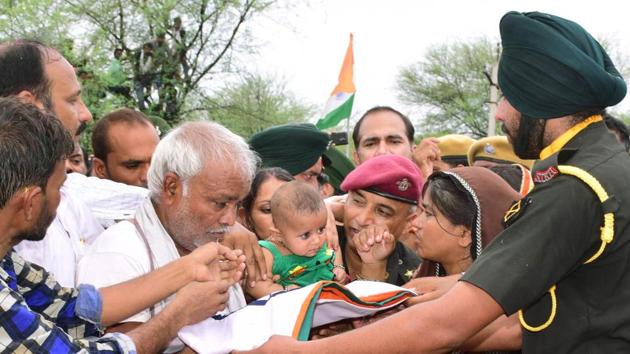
[463,122,630,353]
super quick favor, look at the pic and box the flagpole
[346,113,351,158]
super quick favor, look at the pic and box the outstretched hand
[403,273,461,306]
[412,137,441,178]
[173,278,232,326]
[187,242,246,282]
[222,222,268,288]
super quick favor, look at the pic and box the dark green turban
[249,123,331,175]
[322,147,355,194]
[499,11,627,119]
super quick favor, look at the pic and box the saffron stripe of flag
[316,33,355,130]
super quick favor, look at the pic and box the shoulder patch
[503,197,532,227]
[533,166,559,184]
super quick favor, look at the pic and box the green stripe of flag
[316,94,355,130]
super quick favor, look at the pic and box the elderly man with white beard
[78,121,258,353]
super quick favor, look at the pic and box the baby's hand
[333,267,350,284]
[354,224,396,264]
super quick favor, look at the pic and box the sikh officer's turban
[498,11,627,119]
[249,123,331,176]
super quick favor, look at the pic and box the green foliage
[0,0,68,45]
[598,36,630,81]
[0,0,275,128]
[397,38,498,138]
[202,73,315,139]
[613,111,630,126]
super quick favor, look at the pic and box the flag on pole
[316,34,355,130]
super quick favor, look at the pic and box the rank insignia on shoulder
[533,166,559,184]
[503,197,532,227]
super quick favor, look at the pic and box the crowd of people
[1,9,630,354]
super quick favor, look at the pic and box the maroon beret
[340,155,424,205]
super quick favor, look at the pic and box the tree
[202,73,315,138]
[397,37,498,138]
[398,36,630,139]
[0,0,275,126]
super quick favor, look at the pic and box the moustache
[76,122,87,136]
[208,226,230,235]
[192,226,231,247]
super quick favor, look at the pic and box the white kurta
[15,173,148,287]
[77,197,246,353]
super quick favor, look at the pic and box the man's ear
[16,90,45,109]
[162,172,181,205]
[91,157,108,179]
[352,150,360,165]
[18,186,44,222]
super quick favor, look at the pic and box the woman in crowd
[415,166,519,277]
[240,168,294,240]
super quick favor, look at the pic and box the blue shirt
[0,249,136,353]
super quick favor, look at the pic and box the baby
[248,181,345,299]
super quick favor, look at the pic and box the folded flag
[178,280,416,354]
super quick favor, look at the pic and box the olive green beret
[437,134,476,162]
[499,11,626,119]
[249,123,331,175]
[467,136,534,169]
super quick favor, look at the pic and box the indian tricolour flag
[316,34,355,130]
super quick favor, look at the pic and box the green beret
[249,123,331,175]
[499,11,627,119]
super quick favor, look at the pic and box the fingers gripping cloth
[518,165,615,332]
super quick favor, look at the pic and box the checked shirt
[0,249,135,353]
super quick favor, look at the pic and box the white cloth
[63,173,149,228]
[14,174,148,287]
[78,197,246,353]
[179,281,416,354]
[15,180,104,287]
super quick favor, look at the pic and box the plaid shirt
[0,249,136,353]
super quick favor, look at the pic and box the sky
[245,0,630,128]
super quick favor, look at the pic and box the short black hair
[0,40,54,110]
[0,97,73,208]
[92,108,154,161]
[352,106,415,147]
